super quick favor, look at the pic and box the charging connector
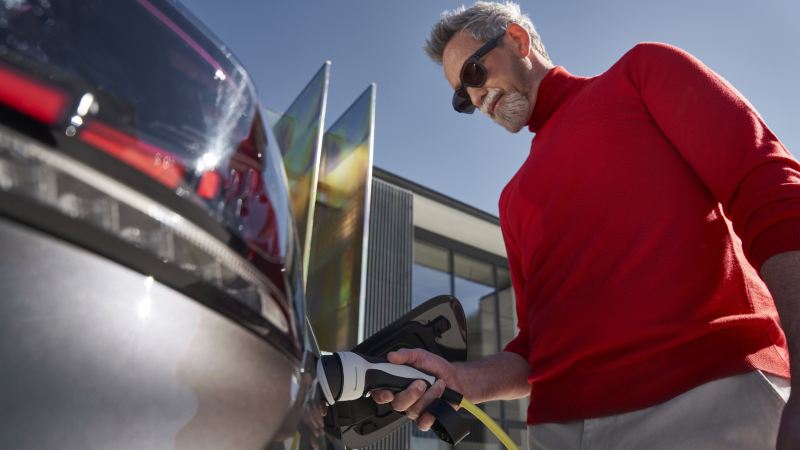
[318,351,520,449]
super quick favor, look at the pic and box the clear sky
[180,0,799,216]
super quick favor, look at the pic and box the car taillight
[79,121,185,189]
[0,123,290,336]
[0,64,69,125]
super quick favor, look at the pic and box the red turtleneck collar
[527,66,589,133]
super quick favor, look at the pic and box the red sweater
[501,43,798,425]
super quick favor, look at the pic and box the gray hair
[425,1,550,65]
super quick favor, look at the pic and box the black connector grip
[442,387,463,406]
[426,398,470,445]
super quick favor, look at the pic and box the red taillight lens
[80,121,185,189]
[197,170,222,199]
[0,65,69,125]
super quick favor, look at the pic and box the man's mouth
[479,89,503,117]
[490,94,503,117]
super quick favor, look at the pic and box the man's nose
[466,86,487,109]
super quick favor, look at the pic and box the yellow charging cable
[459,398,520,450]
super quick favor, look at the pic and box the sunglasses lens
[461,62,486,87]
[452,89,475,114]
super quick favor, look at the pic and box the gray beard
[481,88,530,133]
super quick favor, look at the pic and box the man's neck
[525,55,555,118]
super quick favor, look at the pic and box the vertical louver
[364,178,413,450]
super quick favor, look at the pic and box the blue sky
[181,0,799,216]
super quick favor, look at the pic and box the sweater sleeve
[628,42,800,270]
[499,208,531,360]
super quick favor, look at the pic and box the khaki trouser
[528,371,790,450]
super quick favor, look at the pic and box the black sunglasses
[452,33,505,114]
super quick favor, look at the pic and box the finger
[311,405,325,429]
[386,348,414,365]
[417,412,437,432]
[370,389,395,404]
[407,380,446,425]
[387,347,433,367]
[388,348,446,375]
[390,380,428,416]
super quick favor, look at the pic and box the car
[0,0,312,448]
[0,2,469,449]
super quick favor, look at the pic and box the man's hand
[370,348,463,432]
[370,349,530,431]
[777,394,800,449]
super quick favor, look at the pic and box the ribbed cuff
[749,218,800,271]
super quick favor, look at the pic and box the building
[365,167,526,450]
[268,60,524,450]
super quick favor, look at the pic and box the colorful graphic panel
[306,85,376,351]
[273,62,329,283]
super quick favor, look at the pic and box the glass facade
[411,235,527,449]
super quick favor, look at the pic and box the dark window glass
[0,0,255,160]
[497,267,517,348]
[497,266,527,427]
[453,253,495,358]
[412,240,451,307]
[454,253,501,420]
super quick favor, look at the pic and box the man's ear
[506,23,532,58]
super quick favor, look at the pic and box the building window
[412,239,452,307]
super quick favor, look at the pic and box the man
[371,2,800,449]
